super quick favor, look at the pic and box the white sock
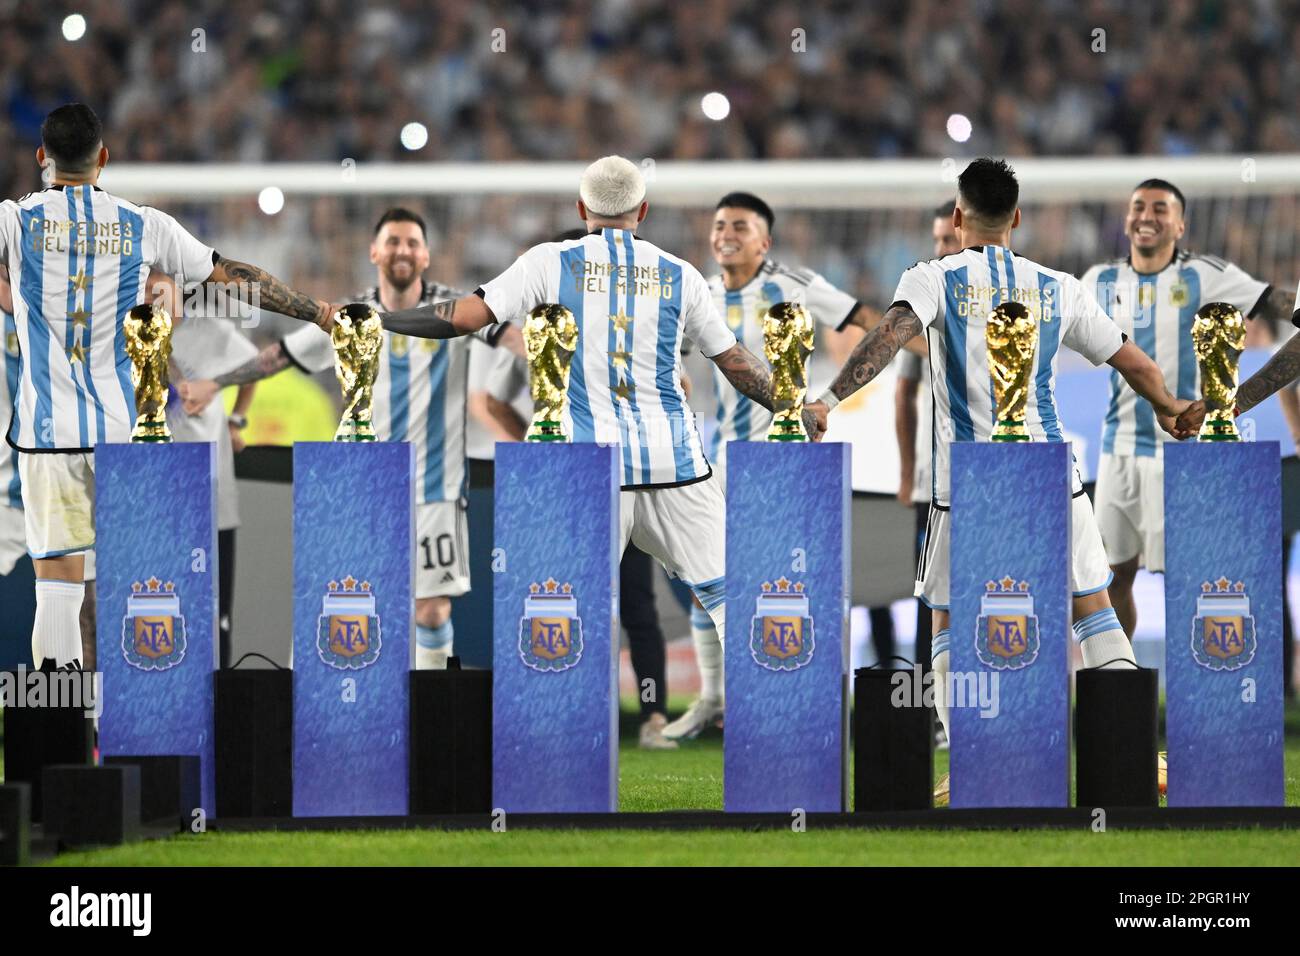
[416,620,453,670]
[931,629,951,741]
[690,603,723,704]
[1073,608,1136,669]
[33,579,86,669]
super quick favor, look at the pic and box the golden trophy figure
[1191,302,1246,442]
[331,303,384,442]
[524,303,579,442]
[986,301,1038,442]
[764,301,815,441]
[123,303,174,442]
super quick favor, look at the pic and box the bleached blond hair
[578,155,647,218]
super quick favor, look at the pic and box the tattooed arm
[1238,334,1300,414]
[381,294,495,339]
[207,256,333,329]
[821,304,925,406]
[177,341,292,416]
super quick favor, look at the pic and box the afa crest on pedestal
[519,578,583,672]
[975,576,1039,670]
[1192,577,1257,672]
[317,576,382,670]
[749,577,814,672]
[121,576,187,672]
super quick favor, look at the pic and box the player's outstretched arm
[207,256,334,329]
[813,303,924,411]
[178,341,292,416]
[845,303,927,358]
[710,342,774,410]
[381,293,495,339]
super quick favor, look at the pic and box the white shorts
[0,502,26,575]
[1094,452,1164,572]
[619,473,726,613]
[17,452,96,559]
[915,492,1113,609]
[416,500,470,600]
[166,401,240,531]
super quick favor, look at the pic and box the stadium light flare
[257,186,285,215]
[946,113,973,144]
[701,92,731,121]
[62,14,87,41]
[400,122,429,151]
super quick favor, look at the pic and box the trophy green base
[766,414,808,442]
[525,420,567,442]
[1197,415,1240,442]
[129,420,172,443]
[333,419,377,443]
[990,419,1030,442]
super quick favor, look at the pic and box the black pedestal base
[853,667,934,811]
[214,669,292,818]
[1076,667,1160,808]
[0,783,32,866]
[410,669,491,814]
[104,755,202,829]
[42,764,141,847]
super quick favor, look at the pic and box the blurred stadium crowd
[2,0,1299,326]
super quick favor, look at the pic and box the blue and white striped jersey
[894,245,1124,508]
[1081,250,1268,458]
[0,184,216,452]
[1,310,22,507]
[480,227,736,488]
[282,281,497,505]
[706,260,857,461]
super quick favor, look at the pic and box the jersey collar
[1126,246,1181,276]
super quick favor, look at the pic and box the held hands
[802,400,829,442]
[1154,397,1196,440]
[1170,399,1208,439]
[177,379,220,416]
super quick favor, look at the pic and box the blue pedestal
[96,442,218,816]
[492,443,619,813]
[724,442,850,813]
[292,442,413,817]
[949,442,1071,808]
[1164,442,1284,806]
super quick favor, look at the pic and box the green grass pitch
[14,698,1300,866]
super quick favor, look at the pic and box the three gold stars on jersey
[610,308,635,403]
[67,269,90,363]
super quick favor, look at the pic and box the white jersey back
[706,260,856,459]
[0,185,215,451]
[480,227,736,488]
[282,280,492,504]
[893,244,1124,507]
[1081,250,1268,458]
[2,309,21,508]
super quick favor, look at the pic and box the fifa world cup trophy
[123,303,174,442]
[986,301,1038,442]
[331,303,384,442]
[524,304,579,441]
[764,301,815,441]
[1191,302,1246,442]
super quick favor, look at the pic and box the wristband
[228,414,249,430]
[817,390,840,412]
